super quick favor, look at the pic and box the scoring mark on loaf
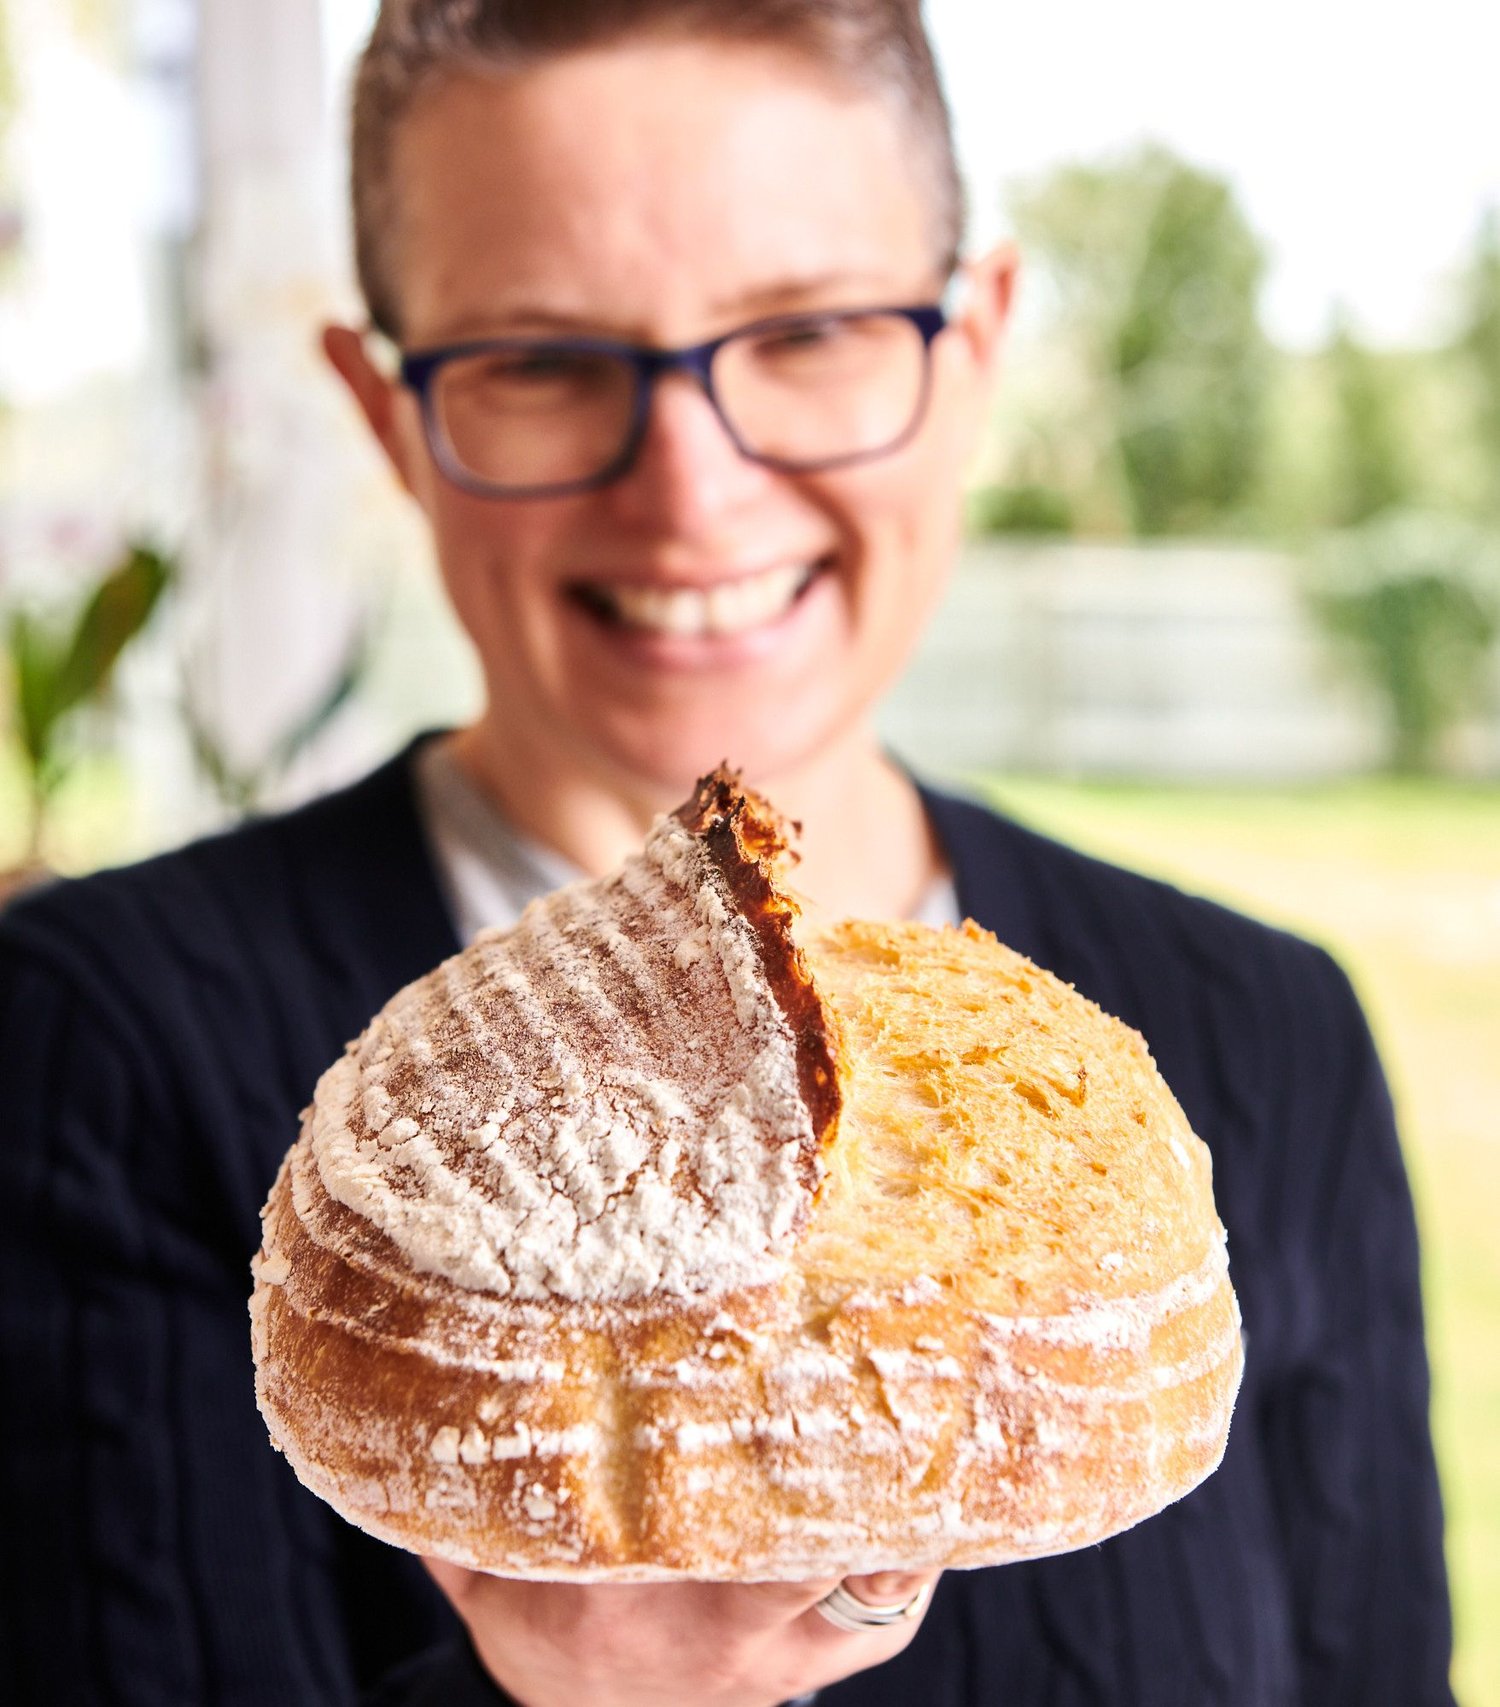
[392,1245,1239,1558]
[428,1421,599,1464]
[977,1232,1231,1356]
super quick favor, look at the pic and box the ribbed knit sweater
[0,742,1455,1705]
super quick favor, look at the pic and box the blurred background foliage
[1305,512,1500,776]
[983,149,1500,548]
[1001,145,1272,539]
[971,146,1500,777]
[3,537,171,878]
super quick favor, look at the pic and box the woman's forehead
[389,42,936,342]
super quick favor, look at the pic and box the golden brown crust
[251,781,1243,1580]
[676,768,841,1169]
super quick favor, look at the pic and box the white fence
[877,541,1500,782]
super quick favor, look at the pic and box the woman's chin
[585,700,844,802]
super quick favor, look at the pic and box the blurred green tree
[1305,510,1500,773]
[1456,207,1500,518]
[1324,307,1413,526]
[1010,145,1270,537]
[966,480,1075,538]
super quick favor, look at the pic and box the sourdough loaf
[250,772,1242,1579]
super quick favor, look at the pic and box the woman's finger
[837,1570,934,1608]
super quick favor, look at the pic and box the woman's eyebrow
[708,268,905,315]
[423,269,912,345]
[423,307,614,342]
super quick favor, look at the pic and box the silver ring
[814,1579,932,1633]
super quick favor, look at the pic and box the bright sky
[924,0,1500,347]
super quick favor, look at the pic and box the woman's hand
[424,1558,940,1707]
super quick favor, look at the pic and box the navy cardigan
[0,743,1455,1705]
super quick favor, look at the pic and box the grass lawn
[975,774,1500,1707]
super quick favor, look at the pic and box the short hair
[350,0,965,339]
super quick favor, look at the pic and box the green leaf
[7,605,65,773]
[50,542,173,722]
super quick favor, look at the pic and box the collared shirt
[413,735,962,942]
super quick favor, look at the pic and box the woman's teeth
[587,564,815,637]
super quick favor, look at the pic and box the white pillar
[185,0,384,813]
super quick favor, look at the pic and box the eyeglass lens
[428,310,932,494]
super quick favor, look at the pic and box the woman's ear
[322,323,423,498]
[944,242,1019,459]
[955,242,1020,381]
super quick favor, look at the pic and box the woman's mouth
[570,560,826,640]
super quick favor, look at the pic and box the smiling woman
[0,3,1457,1706]
[323,31,1004,861]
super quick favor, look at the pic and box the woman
[0,2,1455,1703]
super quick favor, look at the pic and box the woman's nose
[604,368,777,531]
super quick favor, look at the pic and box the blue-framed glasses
[397,301,950,500]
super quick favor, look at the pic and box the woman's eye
[757,319,845,356]
[445,349,620,409]
[484,351,587,383]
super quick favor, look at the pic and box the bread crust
[674,771,841,1160]
[252,776,1242,1579]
